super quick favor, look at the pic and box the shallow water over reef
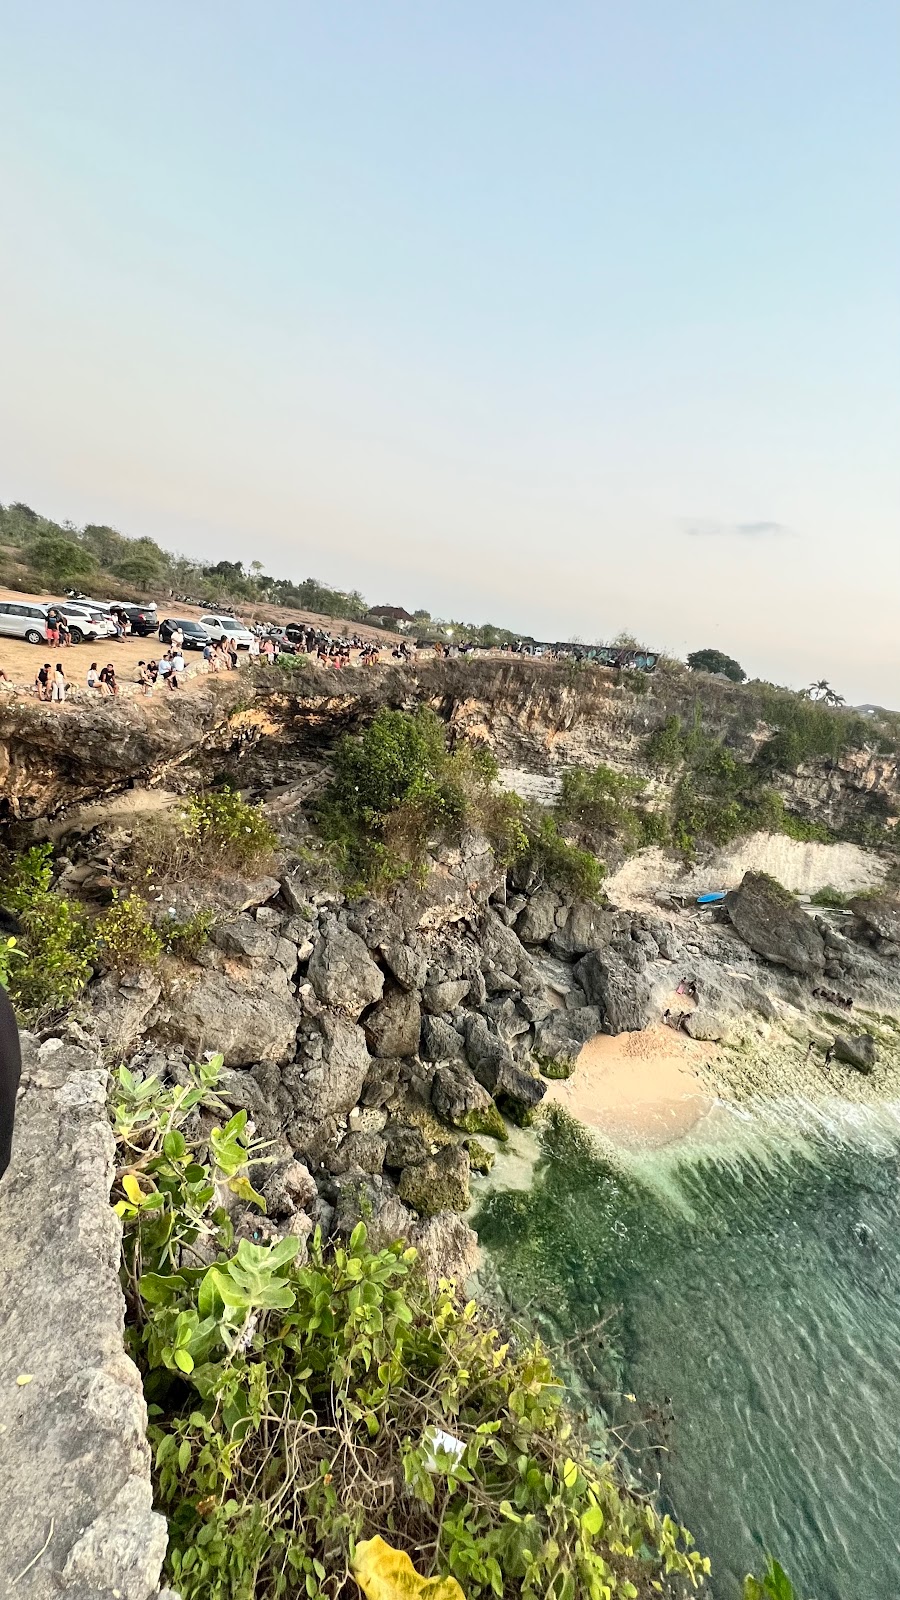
[474,1099,900,1599]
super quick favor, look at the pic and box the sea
[473,1097,900,1600]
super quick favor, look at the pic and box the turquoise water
[474,1102,900,1599]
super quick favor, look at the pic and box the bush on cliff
[113,1060,709,1600]
[557,764,669,851]
[319,708,537,890]
[0,844,95,1022]
[130,788,278,884]
[642,716,831,853]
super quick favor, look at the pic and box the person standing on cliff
[0,910,23,1182]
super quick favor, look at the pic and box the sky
[1,2,898,702]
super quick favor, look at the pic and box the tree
[687,648,747,683]
[29,534,98,587]
[113,551,165,587]
[82,523,127,566]
[807,679,845,706]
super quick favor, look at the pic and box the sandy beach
[546,1026,718,1148]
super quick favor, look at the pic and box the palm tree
[808,679,845,706]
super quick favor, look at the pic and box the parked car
[198,614,255,650]
[158,617,209,649]
[118,604,159,637]
[0,599,50,645]
[46,603,116,643]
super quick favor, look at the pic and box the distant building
[367,605,416,630]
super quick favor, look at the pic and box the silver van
[0,600,49,644]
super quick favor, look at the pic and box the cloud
[682,518,791,539]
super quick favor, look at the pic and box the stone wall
[0,1035,167,1600]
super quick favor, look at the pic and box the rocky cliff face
[3,659,899,838]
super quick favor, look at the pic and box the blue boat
[696,890,727,904]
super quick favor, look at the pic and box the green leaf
[173,1348,195,1374]
[163,1130,187,1160]
[178,1438,192,1471]
[227,1175,267,1210]
[139,1272,185,1305]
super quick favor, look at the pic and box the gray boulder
[725,873,825,977]
[849,894,900,946]
[533,1005,603,1073]
[308,918,385,1015]
[383,1123,430,1169]
[834,1034,877,1073]
[262,1160,318,1217]
[283,1011,371,1130]
[549,899,610,959]
[575,950,654,1034]
[431,1064,508,1139]
[212,914,279,961]
[91,969,162,1055]
[422,977,470,1015]
[411,1212,479,1291]
[420,1015,466,1063]
[515,890,561,944]
[463,1016,545,1123]
[363,985,421,1058]
[330,1173,413,1246]
[382,940,428,992]
[156,968,301,1065]
[480,909,532,979]
[398,1145,471,1216]
[328,1130,388,1175]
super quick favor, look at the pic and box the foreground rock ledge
[0,1036,167,1600]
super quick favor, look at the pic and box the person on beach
[35,662,52,700]
[58,616,71,648]
[99,663,119,696]
[51,662,67,702]
[137,660,153,695]
[45,616,60,648]
[86,661,100,690]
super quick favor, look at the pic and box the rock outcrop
[725,872,826,976]
[0,1035,167,1599]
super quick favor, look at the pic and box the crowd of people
[4,596,578,705]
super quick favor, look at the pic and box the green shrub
[94,893,164,972]
[520,815,605,899]
[319,709,505,890]
[112,1062,709,1600]
[184,788,278,870]
[645,715,686,771]
[810,885,850,908]
[274,652,310,672]
[165,907,215,959]
[0,844,95,1022]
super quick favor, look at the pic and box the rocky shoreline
[4,669,900,1595]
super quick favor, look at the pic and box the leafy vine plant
[112,1058,710,1600]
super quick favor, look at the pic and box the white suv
[0,600,50,644]
[198,614,255,650]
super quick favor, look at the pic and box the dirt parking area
[0,585,409,692]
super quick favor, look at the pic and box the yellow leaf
[16,1374,34,1386]
[351,1535,467,1600]
[122,1173,145,1205]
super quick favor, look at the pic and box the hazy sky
[1,3,897,702]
